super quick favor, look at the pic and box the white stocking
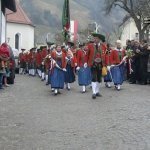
[92,82,97,94]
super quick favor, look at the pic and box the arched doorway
[15,33,21,50]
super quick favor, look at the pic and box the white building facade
[120,17,139,46]
[7,22,34,51]
[0,0,16,44]
[6,1,34,51]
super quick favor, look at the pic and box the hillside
[19,0,125,43]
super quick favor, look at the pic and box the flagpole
[62,0,70,43]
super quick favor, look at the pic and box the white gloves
[110,64,115,67]
[122,56,128,62]
[84,63,87,68]
[76,67,80,71]
[63,68,67,72]
[65,57,69,61]
[107,66,111,71]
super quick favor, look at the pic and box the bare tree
[105,0,150,41]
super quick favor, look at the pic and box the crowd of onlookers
[125,39,150,85]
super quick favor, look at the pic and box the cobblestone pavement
[0,75,150,150]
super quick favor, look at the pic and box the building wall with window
[6,22,34,51]
[0,0,16,44]
[0,0,6,44]
[0,0,2,43]
[120,18,139,46]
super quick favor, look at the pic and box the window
[15,33,21,50]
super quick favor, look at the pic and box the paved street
[0,75,150,150]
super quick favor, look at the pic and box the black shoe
[129,82,136,84]
[140,82,147,85]
[54,92,58,96]
[96,93,102,97]
[92,94,96,99]
[67,88,70,91]
[58,91,61,94]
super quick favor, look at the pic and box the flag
[62,0,70,30]
[62,0,70,42]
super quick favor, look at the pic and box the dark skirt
[104,71,112,82]
[110,63,125,85]
[50,67,65,89]
[48,70,51,85]
[78,67,91,86]
[65,64,75,83]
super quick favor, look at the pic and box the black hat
[91,33,105,42]
[30,47,35,51]
[40,46,47,50]
[37,48,41,52]
[61,45,65,49]
[47,42,54,46]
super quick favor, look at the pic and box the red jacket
[105,50,113,66]
[36,52,42,66]
[25,53,30,63]
[41,48,47,60]
[51,51,66,69]
[28,51,36,63]
[111,48,126,64]
[19,53,26,62]
[77,49,88,67]
[88,43,107,66]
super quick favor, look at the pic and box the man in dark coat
[139,43,150,85]
[129,41,142,84]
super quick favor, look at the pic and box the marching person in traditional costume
[64,42,76,90]
[44,42,55,85]
[50,45,66,95]
[110,40,127,90]
[35,49,42,78]
[88,33,107,99]
[28,48,36,76]
[77,43,91,93]
[41,46,48,81]
[24,52,29,74]
[104,44,113,88]
[44,49,51,85]
[18,49,26,74]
